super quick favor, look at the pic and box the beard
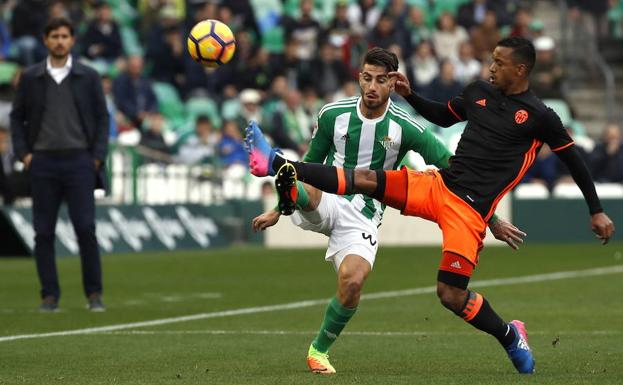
[361,95,386,110]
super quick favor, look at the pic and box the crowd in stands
[0,0,621,203]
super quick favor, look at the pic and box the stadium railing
[106,144,266,205]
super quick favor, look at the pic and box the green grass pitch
[1,242,622,385]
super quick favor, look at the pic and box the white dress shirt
[46,55,72,84]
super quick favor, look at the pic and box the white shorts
[290,193,379,270]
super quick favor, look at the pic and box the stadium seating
[152,81,186,128]
[186,97,222,129]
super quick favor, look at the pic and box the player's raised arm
[538,110,615,244]
[389,71,463,128]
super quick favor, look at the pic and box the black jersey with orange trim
[440,80,573,220]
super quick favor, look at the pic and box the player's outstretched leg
[244,121,380,197]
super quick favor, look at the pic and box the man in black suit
[10,18,109,312]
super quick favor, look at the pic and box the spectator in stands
[567,0,611,44]
[521,145,560,190]
[270,89,311,155]
[342,24,369,79]
[432,12,469,61]
[139,1,185,38]
[367,12,401,50]
[423,59,463,103]
[262,75,289,119]
[237,48,273,92]
[386,0,409,29]
[509,7,533,38]
[9,0,48,65]
[139,112,172,163]
[327,0,352,46]
[284,0,323,63]
[81,1,122,63]
[112,55,158,127]
[453,41,481,84]
[530,36,565,99]
[457,0,507,31]
[219,120,247,168]
[220,1,259,37]
[302,87,324,122]
[147,23,186,91]
[528,19,546,39]
[388,43,408,79]
[235,88,263,132]
[347,0,382,31]
[310,42,350,98]
[405,6,432,55]
[408,40,438,91]
[591,123,623,183]
[331,80,359,102]
[47,1,71,22]
[271,39,311,91]
[176,115,220,165]
[470,10,501,61]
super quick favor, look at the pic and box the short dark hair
[497,37,535,74]
[196,115,211,125]
[362,47,398,73]
[44,17,75,37]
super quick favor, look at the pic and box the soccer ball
[187,19,236,68]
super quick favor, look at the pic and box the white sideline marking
[1,265,622,343]
[100,330,622,337]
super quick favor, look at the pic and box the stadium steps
[533,1,623,134]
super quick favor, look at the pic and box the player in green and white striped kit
[251,48,520,374]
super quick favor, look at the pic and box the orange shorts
[383,168,487,267]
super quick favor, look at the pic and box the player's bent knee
[436,282,466,314]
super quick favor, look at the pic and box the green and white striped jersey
[304,96,452,226]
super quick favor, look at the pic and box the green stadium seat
[152,81,186,129]
[0,61,19,85]
[608,3,623,38]
[431,0,469,19]
[543,98,572,128]
[221,99,241,120]
[120,26,143,56]
[186,97,222,129]
[262,26,285,54]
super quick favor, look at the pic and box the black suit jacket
[10,59,110,189]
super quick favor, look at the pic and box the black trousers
[30,151,102,300]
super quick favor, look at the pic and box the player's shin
[311,297,357,353]
[273,155,356,195]
[459,290,516,347]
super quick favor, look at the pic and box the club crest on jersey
[379,136,397,150]
[515,109,529,124]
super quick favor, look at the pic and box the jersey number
[361,233,377,247]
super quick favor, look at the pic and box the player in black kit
[244,37,615,374]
